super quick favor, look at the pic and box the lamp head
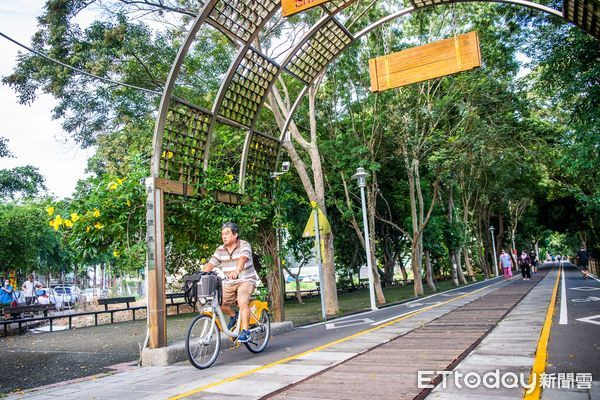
[351,167,369,188]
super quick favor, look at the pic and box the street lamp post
[489,226,499,277]
[352,167,378,311]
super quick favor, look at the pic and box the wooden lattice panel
[563,0,600,38]
[160,100,210,185]
[208,0,279,42]
[410,0,452,8]
[245,131,280,182]
[323,0,358,13]
[286,18,353,84]
[219,48,279,127]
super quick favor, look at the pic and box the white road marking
[570,287,600,291]
[576,314,600,326]
[560,266,568,325]
[325,318,374,330]
[571,296,600,303]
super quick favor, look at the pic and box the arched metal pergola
[145,0,599,348]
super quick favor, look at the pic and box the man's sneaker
[227,311,238,331]
[237,329,251,343]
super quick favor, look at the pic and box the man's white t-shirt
[22,280,42,297]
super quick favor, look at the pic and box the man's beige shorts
[222,281,255,307]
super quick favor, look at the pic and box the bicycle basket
[183,272,222,306]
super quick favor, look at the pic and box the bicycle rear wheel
[244,311,270,354]
[186,314,220,369]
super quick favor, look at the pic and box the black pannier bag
[183,272,222,306]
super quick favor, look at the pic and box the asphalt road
[0,275,508,394]
[547,262,600,380]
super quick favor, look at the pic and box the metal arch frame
[145,0,573,350]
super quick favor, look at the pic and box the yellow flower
[108,182,118,190]
[126,199,131,207]
[50,217,62,231]
[86,226,92,233]
[281,259,286,266]
[48,221,54,227]
[92,209,100,218]
[71,213,80,222]
[117,177,126,185]
[63,219,73,228]
[113,250,120,258]
[162,151,174,159]
[201,258,206,264]
[46,206,54,217]
[94,222,104,230]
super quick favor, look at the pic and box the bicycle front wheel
[244,311,270,354]
[186,314,221,369]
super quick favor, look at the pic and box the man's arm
[203,262,215,272]
[226,255,248,280]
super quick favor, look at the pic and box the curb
[140,320,294,366]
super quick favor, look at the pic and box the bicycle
[184,271,271,369]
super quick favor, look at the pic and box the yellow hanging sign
[282,0,332,17]
[303,205,332,237]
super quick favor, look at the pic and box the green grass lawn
[283,275,485,326]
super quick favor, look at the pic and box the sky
[0,1,96,199]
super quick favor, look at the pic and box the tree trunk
[322,233,339,316]
[424,250,436,292]
[451,251,459,286]
[456,249,468,284]
[100,262,105,290]
[267,265,284,322]
[405,156,424,296]
[399,256,408,284]
[463,248,477,282]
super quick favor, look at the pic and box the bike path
[543,262,600,399]
[7,275,517,399]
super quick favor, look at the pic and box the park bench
[166,292,188,314]
[96,296,142,323]
[2,304,56,319]
[97,296,136,311]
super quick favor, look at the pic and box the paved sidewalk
[7,278,514,400]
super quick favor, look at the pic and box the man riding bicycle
[202,222,258,343]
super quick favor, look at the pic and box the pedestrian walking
[556,254,562,266]
[499,249,513,279]
[519,250,532,280]
[529,249,538,274]
[577,247,590,279]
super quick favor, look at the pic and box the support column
[145,177,167,348]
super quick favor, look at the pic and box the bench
[166,292,187,314]
[2,304,56,319]
[97,296,136,311]
[97,297,138,323]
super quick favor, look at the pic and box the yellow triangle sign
[303,205,332,237]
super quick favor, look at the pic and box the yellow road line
[170,281,503,400]
[524,266,561,400]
